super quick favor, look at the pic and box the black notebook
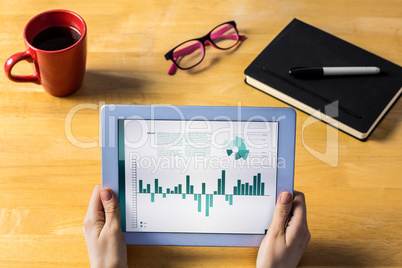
[245,18,402,140]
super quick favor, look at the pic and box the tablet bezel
[101,105,296,247]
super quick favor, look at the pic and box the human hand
[83,185,127,268]
[256,191,310,268]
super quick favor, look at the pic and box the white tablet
[101,105,296,247]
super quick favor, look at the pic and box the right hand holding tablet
[256,191,311,268]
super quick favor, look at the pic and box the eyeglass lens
[210,23,239,49]
[172,23,239,69]
[173,40,204,69]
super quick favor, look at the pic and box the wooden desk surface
[1,0,401,267]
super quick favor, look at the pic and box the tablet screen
[118,119,279,235]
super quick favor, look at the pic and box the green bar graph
[206,194,209,216]
[186,175,190,194]
[222,170,225,195]
[210,194,213,207]
[138,171,266,216]
[198,194,202,212]
[253,176,257,195]
[155,179,158,194]
[225,194,234,206]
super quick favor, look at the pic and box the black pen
[289,66,380,78]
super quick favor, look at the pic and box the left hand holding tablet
[83,185,128,268]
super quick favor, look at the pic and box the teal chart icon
[226,136,249,160]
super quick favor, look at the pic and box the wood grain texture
[0,0,401,267]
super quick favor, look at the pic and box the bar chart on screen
[127,157,275,234]
[138,170,267,217]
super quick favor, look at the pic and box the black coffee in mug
[31,26,81,51]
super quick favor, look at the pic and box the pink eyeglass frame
[164,21,246,75]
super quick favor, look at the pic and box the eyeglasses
[164,21,246,75]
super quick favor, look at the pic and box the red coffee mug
[4,10,87,97]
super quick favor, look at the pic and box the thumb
[100,188,121,228]
[270,191,293,235]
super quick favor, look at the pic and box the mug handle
[4,50,40,83]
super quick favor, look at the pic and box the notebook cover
[244,18,402,138]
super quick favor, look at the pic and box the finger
[286,191,310,245]
[100,188,122,229]
[85,185,103,218]
[270,191,293,236]
[83,185,104,238]
[288,191,308,226]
